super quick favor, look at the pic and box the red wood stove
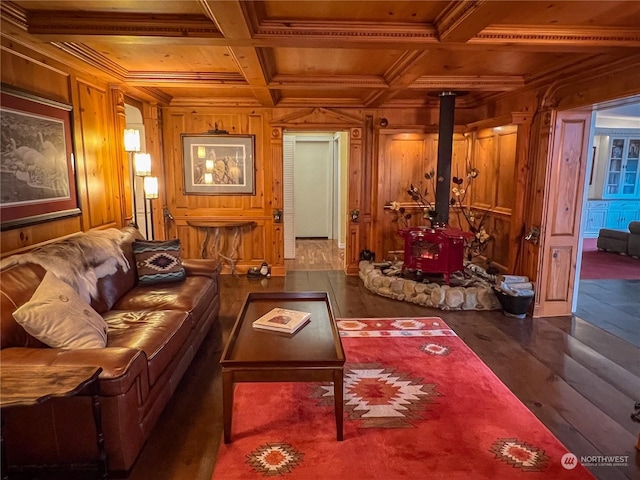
[399,226,472,283]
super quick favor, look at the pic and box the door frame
[283,133,336,251]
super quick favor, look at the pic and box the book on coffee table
[252,308,311,334]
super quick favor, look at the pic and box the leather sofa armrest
[182,258,222,278]
[0,347,149,399]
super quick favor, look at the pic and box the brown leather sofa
[0,227,221,473]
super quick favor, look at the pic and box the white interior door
[283,135,295,258]
[294,139,332,237]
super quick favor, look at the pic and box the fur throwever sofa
[597,221,640,257]
[0,227,221,473]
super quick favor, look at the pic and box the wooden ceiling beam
[22,23,640,52]
[270,75,387,89]
[435,0,507,43]
[27,11,223,39]
[364,51,427,107]
[169,97,262,108]
[410,76,525,91]
[200,0,277,106]
[472,26,640,48]
[125,73,248,88]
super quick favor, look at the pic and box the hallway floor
[284,238,344,271]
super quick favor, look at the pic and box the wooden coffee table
[220,291,345,443]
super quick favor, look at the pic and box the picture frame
[1,86,80,230]
[181,133,255,195]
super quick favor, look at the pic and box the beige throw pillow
[12,271,108,349]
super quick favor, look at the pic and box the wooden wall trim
[110,85,129,228]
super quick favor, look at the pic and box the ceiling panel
[87,42,239,73]
[496,1,640,27]
[273,48,402,76]
[262,1,446,23]
[4,0,639,107]
[13,0,204,14]
[414,50,581,77]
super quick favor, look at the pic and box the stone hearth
[359,261,501,311]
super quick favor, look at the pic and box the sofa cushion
[12,272,108,349]
[112,276,217,330]
[1,263,48,349]
[133,239,186,285]
[629,221,640,235]
[105,310,190,387]
[91,227,143,314]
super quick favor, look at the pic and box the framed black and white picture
[0,86,80,230]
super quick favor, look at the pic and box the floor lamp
[123,129,141,227]
[144,176,159,240]
[134,153,152,238]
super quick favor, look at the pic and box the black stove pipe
[434,91,457,225]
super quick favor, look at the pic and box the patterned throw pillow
[132,239,186,285]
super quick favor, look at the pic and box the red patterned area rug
[212,318,594,479]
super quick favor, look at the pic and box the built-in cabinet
[583,200,640,236]
[603,136,640,197]
[585,129,640,237]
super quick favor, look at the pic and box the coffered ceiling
[2,1,640,108]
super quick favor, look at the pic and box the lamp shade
[144,176,159,199]
[134,153,152,177]
[124,129,141,152]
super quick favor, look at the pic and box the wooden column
[110,85,131,227]
[270,127,285,276]
[359,116,375,257]
[509,113,533,272]
[346,127,363,274]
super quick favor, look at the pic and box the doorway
[574,99,640,346]
[283,132,348,271]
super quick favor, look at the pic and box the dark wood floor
[114,271,639,480]
[18,268,639,480]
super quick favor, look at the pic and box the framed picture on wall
[0,86,80,231]
[181,133,255,195]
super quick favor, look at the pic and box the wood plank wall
[0,39,125,255]
[470,126,517,270]
[373,126,520,272]
[374,132,465,262]
[2,37,639,317]
[161,108,281,275]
